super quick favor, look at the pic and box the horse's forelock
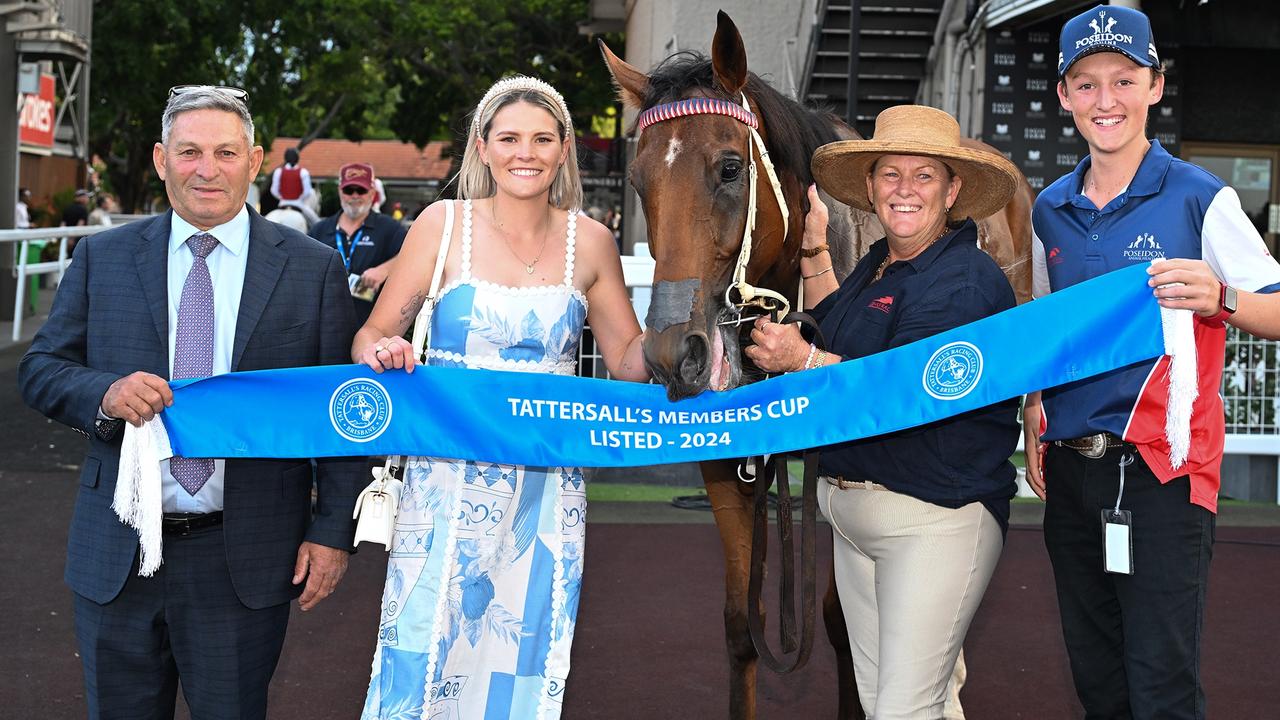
[637,52,843,190]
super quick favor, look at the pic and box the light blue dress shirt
[162,207,250,512]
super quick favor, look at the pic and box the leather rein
[637,93,822,673]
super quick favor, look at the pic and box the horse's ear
[711,10,748,96]
[599,39,650,110]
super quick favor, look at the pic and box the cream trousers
[819,480,1003,720]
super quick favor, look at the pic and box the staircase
[803,0,945,138]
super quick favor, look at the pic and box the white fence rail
[0,225,122,342]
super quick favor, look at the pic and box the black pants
[73,525,291,720]
[1043,444,1214,720]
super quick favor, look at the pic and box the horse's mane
[640,52,843,188]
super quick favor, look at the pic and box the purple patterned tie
[171,233,218,495]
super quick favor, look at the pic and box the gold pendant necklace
[873,254,892,283]
[492,202,550,275]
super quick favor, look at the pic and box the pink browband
[635,97,759,134]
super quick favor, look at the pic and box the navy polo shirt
[310,211,407,322]
[810,219,1020,531]
[1031,140,1280,511]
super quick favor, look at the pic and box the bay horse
[601,11,1033,720]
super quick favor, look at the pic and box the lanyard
[335,228,364,272]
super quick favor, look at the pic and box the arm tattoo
[399,291,428,330]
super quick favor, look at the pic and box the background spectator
[88,195,113,226]
[15,187,32,229]
[270,147,320,226]
[62,189,90,227]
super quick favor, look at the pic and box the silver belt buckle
[1080,433,1107,459]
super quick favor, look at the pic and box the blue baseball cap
[1058,5,1159,77]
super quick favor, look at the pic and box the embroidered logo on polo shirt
[1123,233,1165,261]
[922,341,983,401]
[1048,246,1064,267]
[869,295,894,313]
[330,378,393,442]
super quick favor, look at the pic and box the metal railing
[1223,327,1280,493]
[0,224,121,341]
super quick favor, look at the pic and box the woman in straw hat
[747,104,1022,719]
[352,76,649,719]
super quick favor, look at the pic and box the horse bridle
[636,94,794,320]
[637,93,821,674]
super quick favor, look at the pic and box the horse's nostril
[678,333,709,384]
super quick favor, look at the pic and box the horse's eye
[720,160,743,183]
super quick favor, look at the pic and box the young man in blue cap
[1023,5,1280,719]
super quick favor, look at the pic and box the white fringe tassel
[1160,306,1197,470]
[112,418,174,576]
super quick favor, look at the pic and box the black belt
[1054,433,1131,459]
[161,512,224,535]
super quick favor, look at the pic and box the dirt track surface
[3,346,1278,718]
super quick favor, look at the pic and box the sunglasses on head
[168,85,250,102]
[341,186,369,196]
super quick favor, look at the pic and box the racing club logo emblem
[923,342,984,400]
[329,378,393,442]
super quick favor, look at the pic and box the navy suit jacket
[20,208,365,608]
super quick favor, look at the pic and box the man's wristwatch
[1205,282,1238,325]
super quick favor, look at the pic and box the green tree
[91,0,396,210]
[90,0,618,211]
[377,0,620,190]
[91,0,247,211]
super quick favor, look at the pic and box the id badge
[348,273,376,301]
[1102,509,1134,575]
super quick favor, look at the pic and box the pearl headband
[471,76,574,141]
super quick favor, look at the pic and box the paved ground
[3,342,1279,718]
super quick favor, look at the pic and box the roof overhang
[578,0,625,35]
[15,31,88,62]
[985,0,1090,29]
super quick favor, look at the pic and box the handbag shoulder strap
[428,199,454,300]
[410,199,456,360]
[396,200,457,476]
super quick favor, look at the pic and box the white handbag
[352,200,455,550]
[352,457,405,549]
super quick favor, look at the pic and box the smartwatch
[1205,282,1238,325]
[1221,283,1239,315]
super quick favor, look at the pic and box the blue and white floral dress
[362,200,588,720]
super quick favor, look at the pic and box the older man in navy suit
[20,86,363,719]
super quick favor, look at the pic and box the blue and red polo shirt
[1031,140,1280,512]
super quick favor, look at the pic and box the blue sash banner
[162,264,1165,467]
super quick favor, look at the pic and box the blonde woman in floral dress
[352,77,649,719]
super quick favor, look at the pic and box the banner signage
[19,74,56,150]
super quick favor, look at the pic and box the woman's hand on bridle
[357,335,416,374]
[744,316,810,373]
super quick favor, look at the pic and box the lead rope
[745,311,826,674]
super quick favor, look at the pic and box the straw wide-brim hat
[811,105,1021,221]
